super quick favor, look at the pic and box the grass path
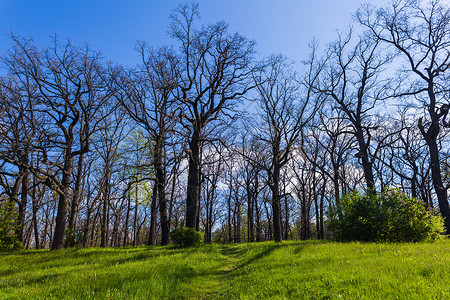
[1,240,449,299]
[189,245,245,298]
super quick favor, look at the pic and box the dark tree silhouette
[169,3,256,229]
[358,0,450,232]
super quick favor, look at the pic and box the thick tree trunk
[81,186,93,248]
[422,122,450,233]
[186,129,201,229]
[355,128,375,190]
[100,164,111,248]
[51,147,73,250]
[155,142,170,246]
[418,84,450,233]
[271,198,282,242]
[271,166,283,243]
[247,174,257,242]
[300,188,308,240]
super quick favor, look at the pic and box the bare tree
[250,55,320,242]
[170,3,256,229]
[315,29,392,191]
[358,0,450,231]
[110,45,179,245]
[0,75,37,243]
[3,35,110,249]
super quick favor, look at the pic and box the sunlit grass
[1,239,449,299]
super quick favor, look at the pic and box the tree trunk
[16,164,28,243]
[32,179,40,249]
[133,181,139,246]
[90,210,99,247]
[155,142,170,246]
[355,128,375,191]
[186,129,201,229]
[247,178,255,242]
[124,190,131,247]
[235,203,241,243]
[51,146,73,250]
[147,183,158,246]
[284,194,289,240]
[67,152,84,245]
[318,182,326,239]
[421,121,450,233]
[264,200,272,241]
[227,187,232,243]
[255,197,261,242]
[271,165,282,243]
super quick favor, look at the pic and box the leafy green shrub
[330,188,444,242]
[380,189,444,242]
[169,226,203,248]
[0,201,24,251]
[332,191,383,242]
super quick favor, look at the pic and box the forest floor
[0,239,449,299]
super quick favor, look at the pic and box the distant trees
[314,29,391,191]
[0,0,448,250]
[249,55,320,242]
[1,36,110,249]
[110,44,179,246]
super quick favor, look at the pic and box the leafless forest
[1,0,449,249]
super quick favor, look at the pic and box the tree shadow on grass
[234,243,281,270]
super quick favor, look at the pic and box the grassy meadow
[1,239,449,299]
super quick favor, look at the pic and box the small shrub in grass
[380,188,444,242]
[169,226,203,248]
[330,188,444,242]
[0,201,24,251]
[330,190,383,242]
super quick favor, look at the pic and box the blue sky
[1,0,387,67]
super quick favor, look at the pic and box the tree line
[0,0,449,250]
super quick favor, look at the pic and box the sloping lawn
[1,239,449,299]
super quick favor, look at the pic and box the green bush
[0,201,24,251]
[380,189,444,242]
[330,188,444,242]
[169,226,203,248]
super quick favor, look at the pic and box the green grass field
[1,239,449,299]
